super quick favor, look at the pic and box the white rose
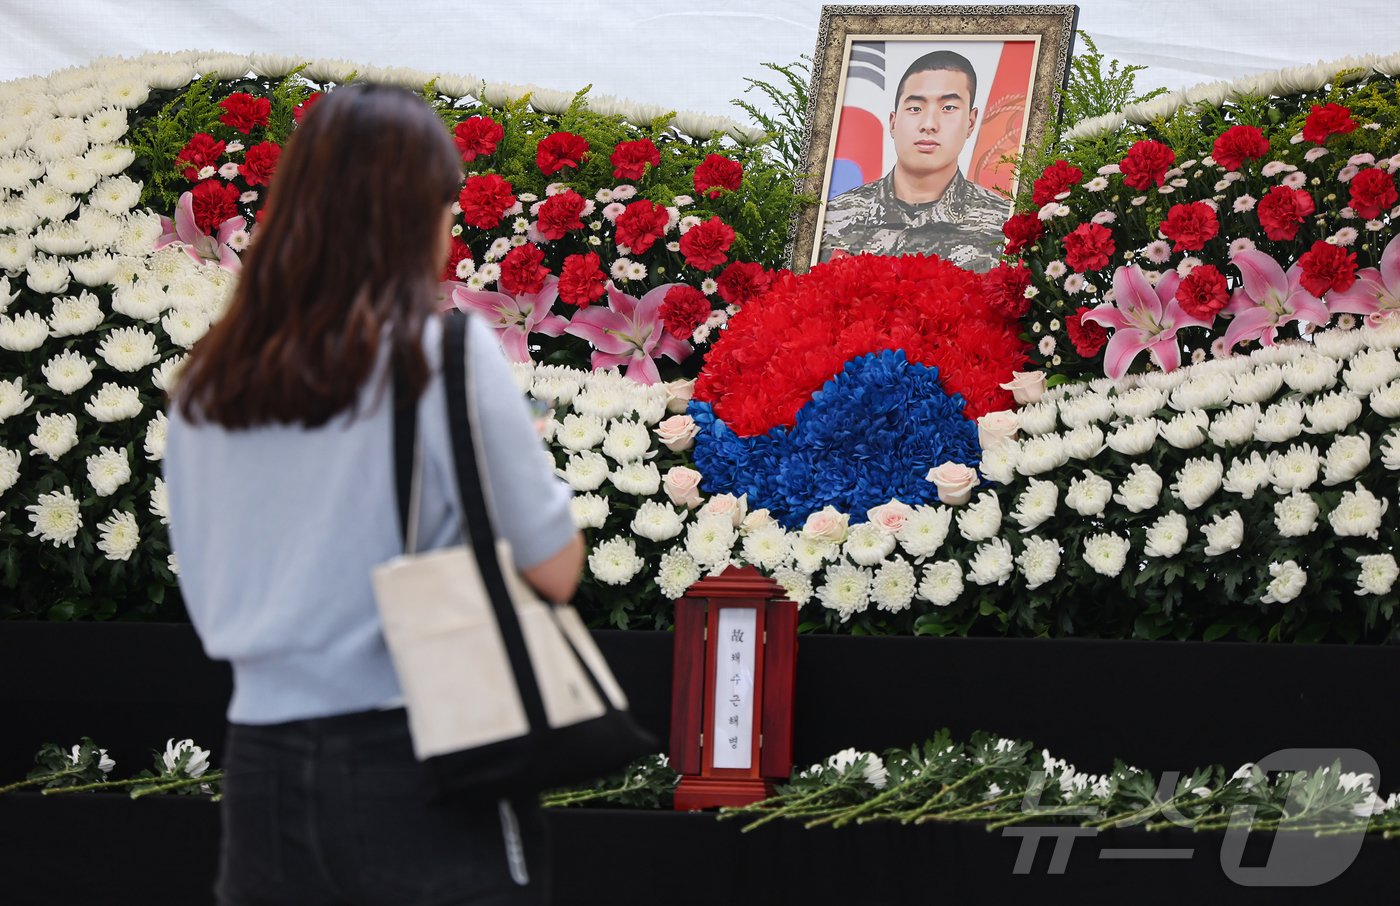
[1065,471,1112,516]
[1143,512,1188,558]
[1202,511,1245,555]
[802,506,850,543]
[1083,533,1131,577]
[655,414,700,452]
[698,493,748,527]
[977,410,1018,449]
[1273,491,1319,538]
[1113,463,1163,513]
[866,500,913,535]
[927,462,978,505]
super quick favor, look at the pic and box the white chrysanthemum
[34,220,90,256]
[0,312,49,352]
[609,461,660,496]
[85,446,132,497]
[1208,403,1260,447]
[41,349,95,395]
[1017,535,1061,589]
[1273,491,1319,538]
[1016,434,1068,475]
[88,174,143,215]
[843,522,897,565]
[95,510,140,561]
[74,206,123,249]
[1061,425,1105,461]
[817,563,872,621]
[0,276,16,316]
[601,420,652,463]
[1112,386,1166,419]
[1169,374,1233,411]
[1202,511,1245,555]
[84,106,128,144]
[555,450,607,492]
[1058,392,1114,428]
[1228,364,1285,405]
[115,209,166,257]
[1161,410,1208,449]
[83,143,136,176]
[26,486,82,547]
[978,442,1018,483]
[918,560,963,606]
[573,385,631,421]
[772,567,813,607]
[684,514,738,567]
[1322,433,1371,486]
[96,326,161,373]
[896,506,952,559]
[1011,480,1058,531]
[0,234,36,271]
[0,120,30,157]
[968,537,1014,586]
[1381,427,1400,471]
[28,116,88,161]
[0,195,40,232]
[0,376,34,423]
[1355,553,1399,596]
[588,537,644,585]
[654,548,703,598]
[1304,391,1363,435]
[1269,444,1320,494]
[152,354,188,394]
[956,492,1002,541]
[1254,399,1305,443]
[1083,533,1131,577]
[0,152,44,189]
[1137,368,1190,392]
[1328,484,1387,540]
[1171,455,1224,510]
[1343,348,1400,395]
[871,560,916,613]
[29,412,79,459]
[0,446,21,494]
[1370,379,1400,418]
[1261,560,1307,604]
[47,157,99,195]
[1105,418,1160,455]
[569,493,610,529]
[24,179,80,221]
[25,255,70,295]
[1222,451,1272,499]
[148,476,169,525]
[740,523,790,569]
[557,413,607,451]
[160,307,210,348]
[47,291,104,337]
[84,383,142,423]
[1143,512,1188,557]
[1312,326,1368,359]
[1283,353,1341,394]
[1065,471,1112,516]
[1016,401,1058,435]
[631,500,685,542]
[1113,463,1163,513]
[791,534,838,574]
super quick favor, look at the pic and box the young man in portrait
[820,49,1010,272]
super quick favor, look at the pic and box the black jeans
[217,707,550,905]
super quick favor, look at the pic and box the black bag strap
[440,311,550,735]
[391,363,417,552]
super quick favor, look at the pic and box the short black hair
[893,50,977,110]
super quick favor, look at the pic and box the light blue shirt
[164,315,574,725]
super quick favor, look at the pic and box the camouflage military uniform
[819,168,1010,273]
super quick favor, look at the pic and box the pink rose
[866,500,913,535]
[802,506,850,543]
[927,463,978,506]
[665,379,695,414]
[977,410,1019,450]
[741,508,776,533]
[999,371,1047,405]
[656,414,700,452]
[663,466,703,508]
[699,493,747,527]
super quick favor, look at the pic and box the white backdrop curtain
[2,1,1399,120]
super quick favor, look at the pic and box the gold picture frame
[791,4,1079,272]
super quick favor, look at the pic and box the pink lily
[154,190,245,272]
[1326,233,1400,326]
[450,276,569,363]
[1220,249,1330,349]
[564,282,691,384]
[1082,264,1212,379]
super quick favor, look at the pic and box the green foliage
[127,75,226,212]
[731,57,813,173]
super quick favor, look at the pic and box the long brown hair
[177,83,462,427]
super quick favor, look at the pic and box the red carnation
[239,141,281,187]
[292,92,322,124]
[1348,167,1399,220]
[1119,140,1176,190]
[1256,186,1315,242]
[176,133,225,181]
[536,190,587,241]
[499,243,549,296]
[678,217,735,272]
[694,154,743,199]
[1062,222,1116,273]
[1174,264,1230,321]
[660,285,712,339]
[1001,211,1045,256]
[458,174,516,229]
[1031,159,1083,207]
[610,139,661,181]
[716,261,771,306]
[1302,103,1357,145]
[441,236,473,282]
[453,116,504,162]
[1065,306,1109,357]
[536,131,588,175]
[1211,125,1270,172]
[1297,240,1359,298]
[218,92,272,134]
[982,263,1032,319]
[557,252,607,307]
[615,200,670,255]
[189,179,240,233]
[1159,202,1219,253]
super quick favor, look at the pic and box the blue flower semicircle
[689,350,981,529]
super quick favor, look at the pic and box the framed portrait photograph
[792,4,1079,273]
